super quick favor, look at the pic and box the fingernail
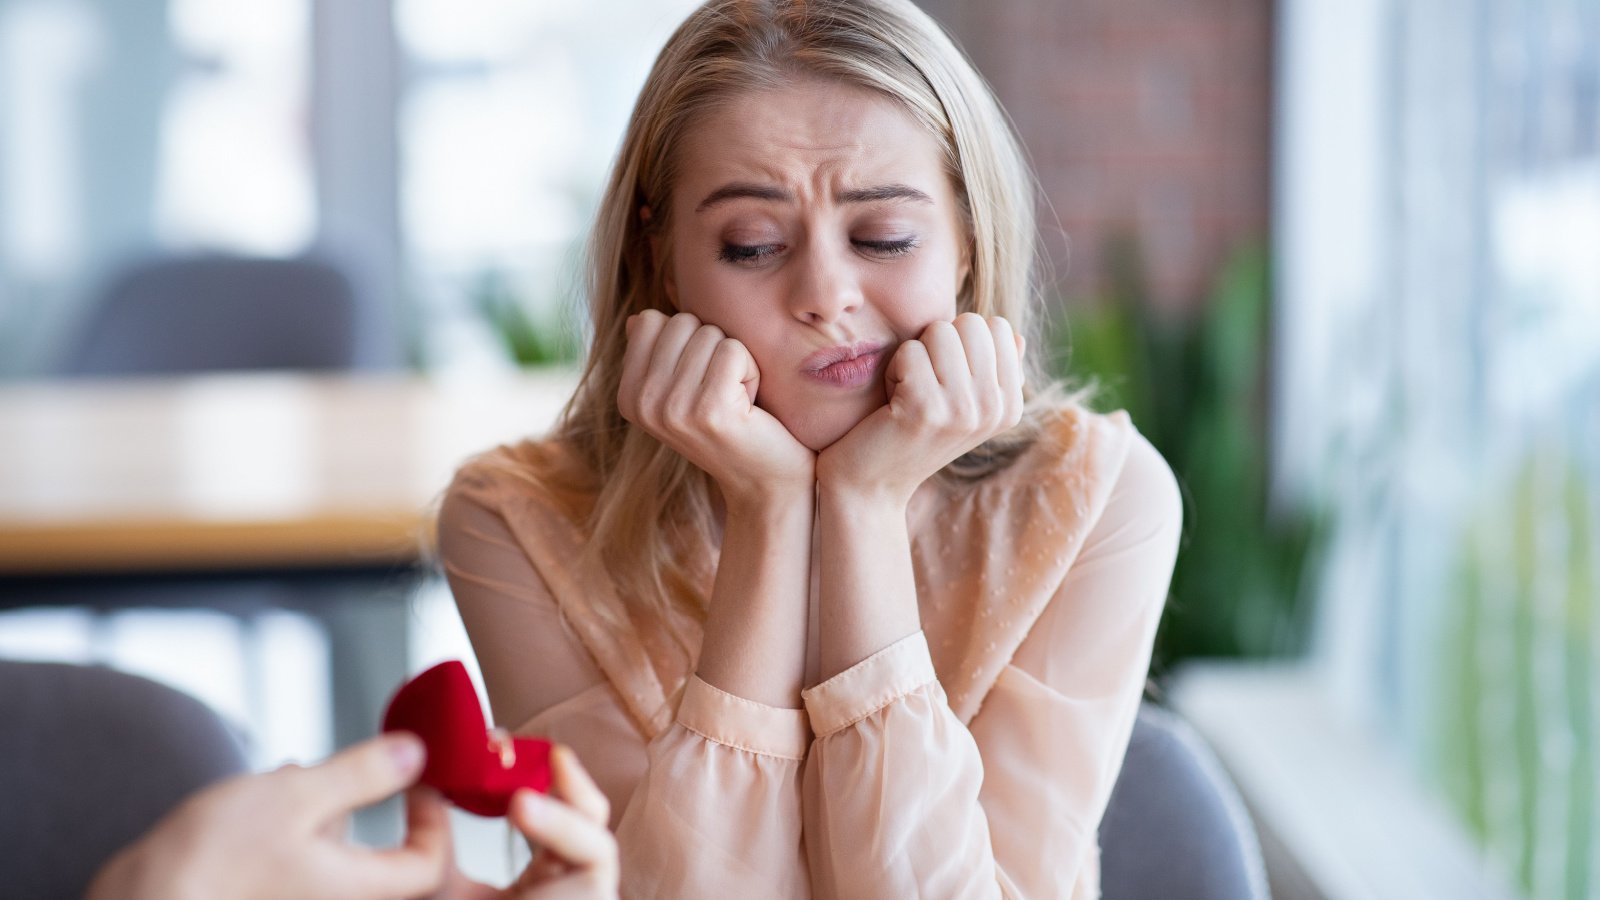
[388,732,425,773]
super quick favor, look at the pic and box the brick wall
[918,0,1275,318]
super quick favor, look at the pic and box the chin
[782,398,882,452]
[793,419,854,452]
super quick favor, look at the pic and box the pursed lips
[800,340,890,388]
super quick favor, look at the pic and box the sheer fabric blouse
[437,403,1182,898]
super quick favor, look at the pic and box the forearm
[695,488,813,707]
[814,483,921,683]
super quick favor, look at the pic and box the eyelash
[717,237,920,265]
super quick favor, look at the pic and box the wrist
[815,468,913,511]
[719,477,815,518]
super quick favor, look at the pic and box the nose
[787,238,863,326]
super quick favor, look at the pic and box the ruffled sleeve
[616,676,811,898]
[798,430,1183,898]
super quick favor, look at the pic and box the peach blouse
[437,403,1182,898]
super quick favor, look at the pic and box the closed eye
[855,237,918,257]
[717,237,919,266]
[717,243,783,264]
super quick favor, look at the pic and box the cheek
[669,251,733,321]
[668,263,778,348]
[869,259,962,338]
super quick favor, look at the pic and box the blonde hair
[542,0,1086,654]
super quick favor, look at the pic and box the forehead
[671,79,950,202]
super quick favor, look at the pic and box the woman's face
[661,78,970,451]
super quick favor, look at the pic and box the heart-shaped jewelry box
[381,660,553,817]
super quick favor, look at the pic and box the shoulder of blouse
[1104,426,1184,539]
[1029,405,1183,551]
[961,399,1136,496]
[441,436,595,525]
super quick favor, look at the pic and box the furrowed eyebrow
[694,182,933,213]
[696,183,792,212]
[836,184,933,205]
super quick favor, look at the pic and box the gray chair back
[59,254,368,376]
[0,660,248,900]
[1100,703,1271,899]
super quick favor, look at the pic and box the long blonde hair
[543,0,1084,650]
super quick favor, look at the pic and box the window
[0,0,313,372]
[1277,0,1600,894]
[395,0,703,369]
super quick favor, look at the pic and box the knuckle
[635,383,663,412]
[636,309,667,333]
[660,398,687,428]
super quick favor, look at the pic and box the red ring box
[381,660,553,817]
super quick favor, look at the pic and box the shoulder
[1069,414,1184,566]
[445,437,592,515]
[437,438,593,558]
[1100,427,1184,546]
[985,400,1137,489]
[981,401,1182,546]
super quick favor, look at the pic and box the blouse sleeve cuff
[675,674,811,760]
[801,631,939,738]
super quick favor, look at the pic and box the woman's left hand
[817,313,1024,505]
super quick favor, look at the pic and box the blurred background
[0,0,1595,897]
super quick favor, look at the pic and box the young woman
[438,0,1182,895]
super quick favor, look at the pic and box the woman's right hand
[618,310,814,504]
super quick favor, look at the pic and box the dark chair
[57,253,376,376]
[1100,703,1271,899]
[40,250,411,843]
[0,659,249,900]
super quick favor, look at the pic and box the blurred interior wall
[918,0,1275,317]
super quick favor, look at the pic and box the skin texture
[85,735,618,900]
[618,77,1024,706]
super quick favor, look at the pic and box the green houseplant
[1051,237,1325,674]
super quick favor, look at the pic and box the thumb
[736,341,760,405]
[287,733,427,820]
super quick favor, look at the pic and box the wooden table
[0,369,580,800]
[0,369,578,580]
